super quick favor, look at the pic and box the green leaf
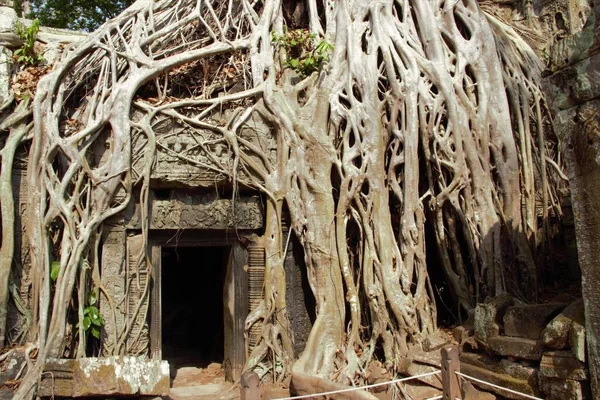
[91,326,101,339]
[82,316,91,331]
[88,306,100,322]
[302,57,316,73]
[288,58,299,68]
[88,291,98,306]
[50,262,60,281]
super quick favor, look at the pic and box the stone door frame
[148,230,249,380]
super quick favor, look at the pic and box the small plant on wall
[81,292,104,340]
[14,18,44,67]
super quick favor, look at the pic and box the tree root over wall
[0,0,563,398]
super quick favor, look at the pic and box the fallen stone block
[539,351,589,381]
[487,336,543,360]
[460,352,538,383]
[73,356,170,397]
[366,360,389,386]
[39,357,170,397]
[39,359,75,397]
[423,329,450,352]
[403,382,443,400]
[542,298,584,349]
[570,321,586,362]
[411,350,442,368]
[397,357,443,389]
[539,376,592,400]
[474,295,514,343]
[460,362,541,400]
[542,315,573,349]
[504,303,565,340]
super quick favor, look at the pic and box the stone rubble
[455,295,592,400]
[503,303,565,340]
[542,298,585,349]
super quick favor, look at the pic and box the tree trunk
[0,1,562,398]
[563,101,600,398]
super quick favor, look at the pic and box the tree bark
[563,101,600,399]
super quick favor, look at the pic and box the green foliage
[50,261,60,281]
[272,29,333,77]
[29,0,134,32]
[14,19,43,67]
[77,292,104,339]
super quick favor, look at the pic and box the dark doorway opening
[161,246,229,368]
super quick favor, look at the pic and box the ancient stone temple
[1,0,598,398]
[0,7,314,396]
[94,109,312,386]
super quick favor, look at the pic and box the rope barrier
[455,371,544,400]
[273,370,441,400]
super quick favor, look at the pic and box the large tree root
[0,0,562,398]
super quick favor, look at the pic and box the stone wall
[454,296,592,399]
[462,296,591,400]
[541,0,600,397]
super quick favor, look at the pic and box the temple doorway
[160,246,230,369]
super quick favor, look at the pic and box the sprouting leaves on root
[50,261,60,282]
[272,29,333,77]
[76,292,104,339]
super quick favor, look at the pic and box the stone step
[460,362,541,400]
[487,336,544,360]
[459,352,538,382]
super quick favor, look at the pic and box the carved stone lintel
[123,191,263,230]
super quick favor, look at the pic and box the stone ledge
[487,336,544,360]
[540,351,589,381]
[460,362,540,400]
[39,357,170,397]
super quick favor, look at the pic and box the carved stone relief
[100,187,264,358]
[6,168,32,343]
[120,191,263,231]
[131,108,276,188]
[100,229,127,356]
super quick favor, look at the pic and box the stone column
[562,102,600,399]
[543,1,600,397]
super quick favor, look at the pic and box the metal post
[441,346,461,400]
[240,371,260,400]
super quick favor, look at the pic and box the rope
[273,370,441,400]
[455,371,544,400]
[423,396,443,400]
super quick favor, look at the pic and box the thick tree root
[0,0,562,398]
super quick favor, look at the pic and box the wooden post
[441,346,461,400]
[240,371,260,400]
